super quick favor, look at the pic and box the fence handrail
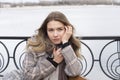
[0,36,120,40]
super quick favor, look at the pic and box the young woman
[23,11,82,80]
[2,11,82,80]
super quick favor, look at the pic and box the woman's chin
[53,42,61,45]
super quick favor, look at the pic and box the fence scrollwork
[0,36,120,80]
[99,40,120,80]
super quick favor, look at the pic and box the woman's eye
[57,28,64,31]
[48,29,53,32]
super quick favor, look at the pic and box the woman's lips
[53,39,59,41]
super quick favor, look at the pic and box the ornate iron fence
[0,36,120,80]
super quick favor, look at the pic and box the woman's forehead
[47,21,64,28]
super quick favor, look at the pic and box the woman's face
[47,20,65,45]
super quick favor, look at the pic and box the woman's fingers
[62,26,72,43]
[53,48,62,55]
[53,48,63,63]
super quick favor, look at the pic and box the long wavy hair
[27,11,81,57]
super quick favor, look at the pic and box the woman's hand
[53,48,64,64]
[62,25,72,44]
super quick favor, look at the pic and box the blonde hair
[27,11,81,57]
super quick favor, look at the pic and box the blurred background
[1,0,120,7]
[0,0,120,80]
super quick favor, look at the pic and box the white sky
[0,0,60,3]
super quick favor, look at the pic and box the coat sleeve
[61,45,81,76]
[22,51,56,80]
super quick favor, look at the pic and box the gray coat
[2,45,81,80]
[23,45,81,80]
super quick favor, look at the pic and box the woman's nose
[53,31,58,36]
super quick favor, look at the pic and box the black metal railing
[0,36,120,80]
